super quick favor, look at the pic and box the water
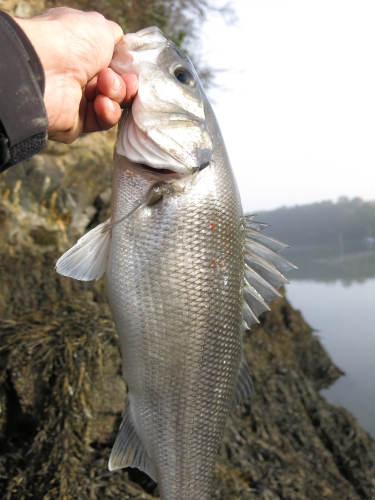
[282,242,375,437]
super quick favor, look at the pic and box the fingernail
[112,73,122,92]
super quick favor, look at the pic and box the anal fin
[109,401,157,481]
[232,356,254,407]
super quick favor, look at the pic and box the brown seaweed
[0,252,374,499]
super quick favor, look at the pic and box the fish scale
[104,144,243,499]
[56,27,295,500]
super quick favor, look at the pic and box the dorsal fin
[232,356,254,406]
[244,264,282,303]
[245,240,295,275]
[109,401,157,481]
[244,279,271,317]
[242,215,296,329]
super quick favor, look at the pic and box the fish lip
[136,162,210,177]
[137,163,182,176]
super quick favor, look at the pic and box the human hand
[15,7,138,143]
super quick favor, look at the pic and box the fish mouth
[138,164,177,175]
[137,162,209,176]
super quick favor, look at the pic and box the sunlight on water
[284,245,375,437]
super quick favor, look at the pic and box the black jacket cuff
[0,11,48,172]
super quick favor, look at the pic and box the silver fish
[56,27,295,500]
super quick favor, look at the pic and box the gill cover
[110,27,213,173]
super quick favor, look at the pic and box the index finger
[106,18,124,46]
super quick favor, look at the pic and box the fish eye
[174,68,195,86]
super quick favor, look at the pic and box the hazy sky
[200,0,375,213]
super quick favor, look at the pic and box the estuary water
[282,242,375,437]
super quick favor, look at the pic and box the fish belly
[106,162,244,500]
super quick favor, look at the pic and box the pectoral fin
[232,356,254,407]
[55,183,165,282]
[55,218,111,281]
[109,401,157,481]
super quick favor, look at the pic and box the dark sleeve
[0,11,48,173]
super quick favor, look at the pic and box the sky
[200,0,375,213]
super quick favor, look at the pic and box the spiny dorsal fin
[245,252,289,290]
[109,401,157,481]
[245,229,289,253]
[55,218,111,281]
[243,214,269,232]
[232,356,254,406]
[242,215,296,329]
[243,300,260,328]
[244,264,282,303]
[246,240,295,275]
[244,279,271,317]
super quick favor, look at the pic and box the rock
[0,131,115,255]
[13,0,32,18]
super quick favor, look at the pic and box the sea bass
[56,27,295,500]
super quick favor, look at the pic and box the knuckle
[88,11,106,23]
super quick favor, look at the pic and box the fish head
[111,27,213,175]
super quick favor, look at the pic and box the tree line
[256,197,375,247]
